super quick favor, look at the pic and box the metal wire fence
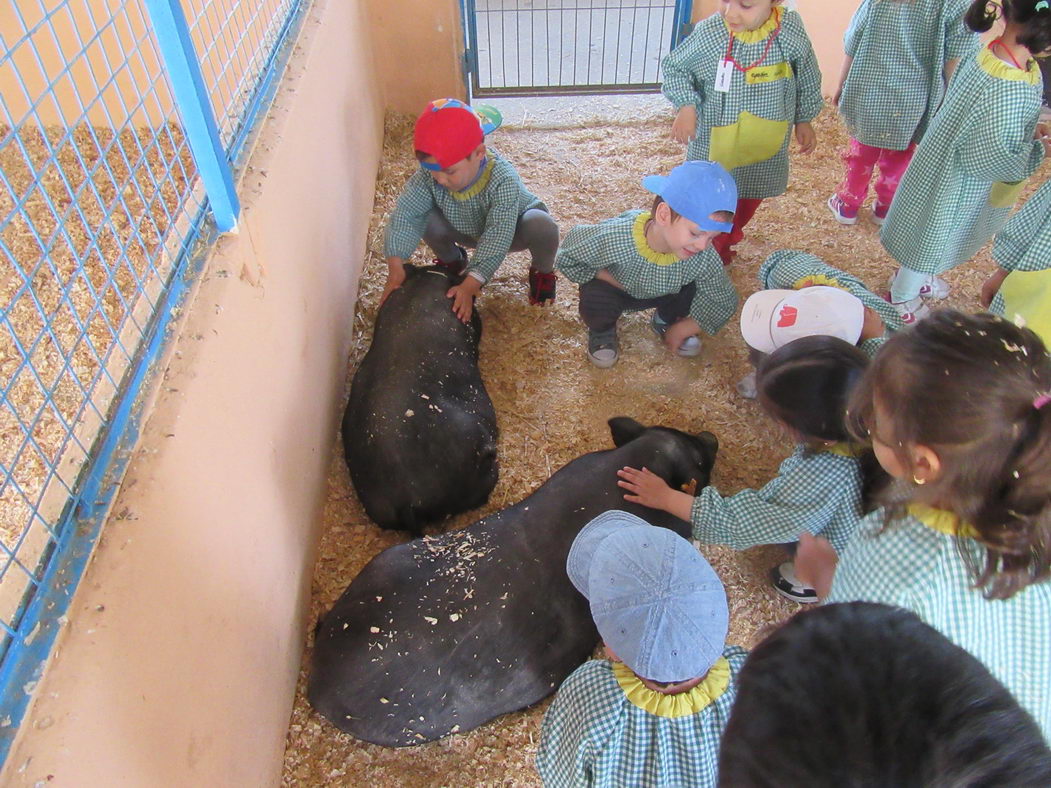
[0,0,305,758]
[465,0,692,96]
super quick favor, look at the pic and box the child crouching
[557,161,739,368]
[536,510,745,787]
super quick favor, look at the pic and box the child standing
[828,0,978,226]
[535,510,745,787]
[382,98,559,322]
[799,310,1051,738]
[556,161,739,368]
[982,177,1051,346]
[617,335,877,604]
[880,0,1051,323]
[662,0,823,264]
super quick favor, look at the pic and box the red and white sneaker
[827,194,858,225]
[886,294,930,325]
[886,273,950,300]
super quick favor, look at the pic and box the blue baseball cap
[642,161,737,233]
[567,510,728,683]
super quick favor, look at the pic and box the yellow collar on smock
[613,657,731,719]
[908,503,977,538]
[632,212,680,266]
[726,6,782,44]
[450,156,494,201]
[977,45,1040,85]
[824,442,860,458]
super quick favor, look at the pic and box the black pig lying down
[309,417,719,747]
[342,264,498,534]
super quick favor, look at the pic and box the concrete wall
[0,0,384,784]
[366,0,467,113]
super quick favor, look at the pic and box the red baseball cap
[414,98,487,169]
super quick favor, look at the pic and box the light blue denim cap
[641,160,737,233]
[567,510,728,683]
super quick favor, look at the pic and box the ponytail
[965,0,999,32]
[974,395,1051,598]
[968,0,1051,55]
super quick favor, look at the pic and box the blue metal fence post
[671,0,695,49]
[141,0,240,232]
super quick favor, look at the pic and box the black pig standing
[309,417,719,746]
[342,265,497,533]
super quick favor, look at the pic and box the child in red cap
[382,98,559,321]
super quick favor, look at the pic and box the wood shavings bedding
[281,108,1050,787]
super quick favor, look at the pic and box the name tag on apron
[715,59,734,93]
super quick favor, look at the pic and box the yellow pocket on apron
[999,267,1051,346]
[989,179,1026,208]
[709,111,789,172]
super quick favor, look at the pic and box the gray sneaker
[651,314,702,357]
[587,328,619,368]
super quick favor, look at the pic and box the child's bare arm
[382,256,408,304]
[833,55,853,107]
[980,267,1010,308]
[617,466,694,521]
[671,106,697,144]
[795,122,816,154]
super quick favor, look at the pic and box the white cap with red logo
[740,286,865,354]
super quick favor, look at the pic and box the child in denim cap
[556,161,739,368]
[382,98,559,321]
[536,510,746,788]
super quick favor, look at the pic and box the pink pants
[836,139,916,212]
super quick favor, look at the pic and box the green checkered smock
[662,8,823,199]
[556,210,739,335]
[828,508,1051,740]
[839,0,977,150]
[383,150,545,282]
[759,249,903,356]
[991,178,1051,345]
[880,46,1045,275]
[536,650,748,788]
[691,445,864,553]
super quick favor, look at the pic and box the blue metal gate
[461,0,694,96]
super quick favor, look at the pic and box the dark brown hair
[966,0,1051,55]
[719,603,1051,787]
[847,310,1051,599]
[757,336,888,510]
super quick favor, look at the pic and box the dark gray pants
[422,208,558,274]
[578,279,697,333]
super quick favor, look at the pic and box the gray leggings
[422,208,558,274]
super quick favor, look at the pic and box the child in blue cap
[556,161,739,367]
[535,510,746,787]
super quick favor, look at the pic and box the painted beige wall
[367,0,468,113]
[0,0,383,784]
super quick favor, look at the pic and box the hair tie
[1034,393,1051,409]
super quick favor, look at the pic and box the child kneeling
[536,510,745,787]
[556,161,739,368]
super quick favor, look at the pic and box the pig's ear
[697,431,719,456]
[609,417,645,447]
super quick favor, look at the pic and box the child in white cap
[535,510,746,787]
[556,161,739,367]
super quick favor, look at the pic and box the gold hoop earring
[913,475,926,486]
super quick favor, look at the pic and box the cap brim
[566,510,651,598]
[740,289,793,354]
[641,174,666,196]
